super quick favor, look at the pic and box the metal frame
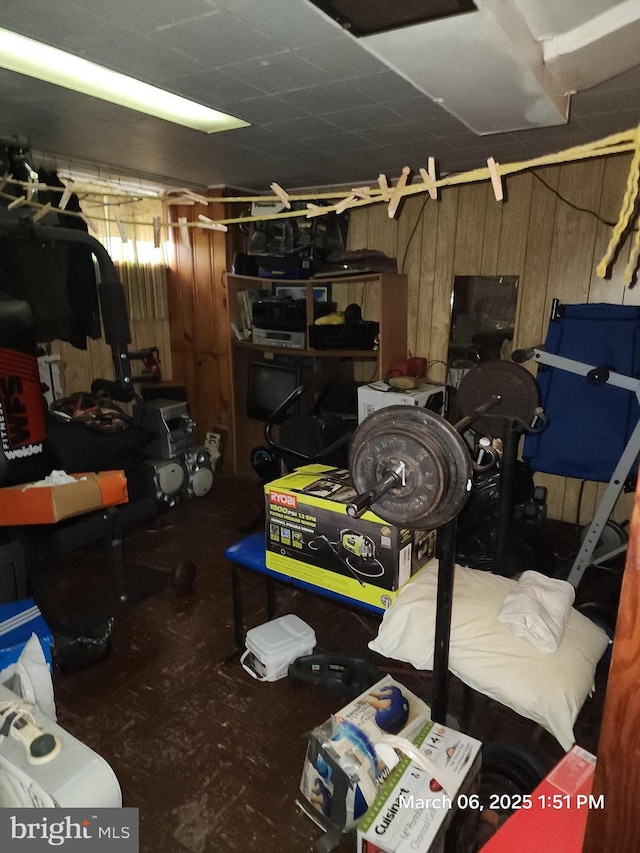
[527,347,640,588]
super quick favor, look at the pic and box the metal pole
[432,517,457,723]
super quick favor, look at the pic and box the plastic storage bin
[241,614,316,682]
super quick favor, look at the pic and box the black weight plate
[349,406,473,529]
[457,361,540,437]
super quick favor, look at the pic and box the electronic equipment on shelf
[137,399,197,460]
[252,328,306,349]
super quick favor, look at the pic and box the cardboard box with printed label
[265,465,436,610]
[298,675,433,840]
[0,470,128,526]
[357,382,447,424]
[357,718,482,853]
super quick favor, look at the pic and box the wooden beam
[582,471,640,852]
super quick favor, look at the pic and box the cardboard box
[265,465,436,609]
[357,718,482,853]
[0,470,128,526]
[0,598,54,671]
[357,382,447,424]
[480,745,597,853]
[298,675,432,838]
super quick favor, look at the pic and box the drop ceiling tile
[149,9,279,67]
[369,123,434,145]
[302,132,383,152]
[301,37,388,79]
[65,0,216,35]
[263,115,341,140]
[220,51,336,94]
[319,104,402,131]
[227,0,340,48]
[571,86,640,117]
[167,68,263,106]
[228,96,308,124]
[349,71,424,104]
[0,0,124,54]
[280,80,376,115]
[85,33,203,83]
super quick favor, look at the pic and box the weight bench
[224,533,384,651]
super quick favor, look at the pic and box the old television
[246,361,301,423]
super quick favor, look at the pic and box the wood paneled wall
[165,201,233,455]
[57,155,639,518]
[347,155,637,524]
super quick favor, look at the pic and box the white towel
[498,570,575,653]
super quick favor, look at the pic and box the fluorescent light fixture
[0,27,250,134]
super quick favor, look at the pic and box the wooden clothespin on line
[153,216,162,249]
[59,186,73,210]
[270,182,291,209]
[487,157,504,202]
[178,216,190,245]
[388,166,411,219]
[377,174,391,200]
[197,213,228,232]
[351,186,372,200]
[7,196,26,210]
[81,213,98,234]
[335,195,357,215]
[116,214,128,243]
[32,203,52,223]
[306,203,328,218]
[419,157,438,200]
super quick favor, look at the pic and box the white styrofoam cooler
[241,615,316,682]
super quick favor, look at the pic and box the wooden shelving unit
[225,271,408,475]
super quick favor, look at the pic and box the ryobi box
[265,465,436,609]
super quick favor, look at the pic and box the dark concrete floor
[28,474,617,853]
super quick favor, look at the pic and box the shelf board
[232,340,378,359]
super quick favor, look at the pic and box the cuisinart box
[357,718,482,853]
[357,382,447,424]
[265,465,436,609]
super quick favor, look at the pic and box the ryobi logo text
[269,491,298,509]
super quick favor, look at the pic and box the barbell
[347,362,541,529]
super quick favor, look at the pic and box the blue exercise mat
[523,303,640,483]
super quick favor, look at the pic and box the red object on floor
[481,746,597,852]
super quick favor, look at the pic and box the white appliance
[0,684,122,808]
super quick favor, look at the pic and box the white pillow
[369,562,610,751]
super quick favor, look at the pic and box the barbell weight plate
[349,406,473,529]
[456,361,540,437]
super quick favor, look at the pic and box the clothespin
[178,216,190,244]
[419,157,438,200]
[186,190,210,205]
[335,195,357,215]
[153,216,162,249]
[81,213,98,234]
[270,182,291,209]
[388,166,411,219]
[487,157,503,201]
[116,214,128,243]
[32,202,52,222]
[7,196,26,210]
[197,213,228,232]
[165,196,196,206]
[377,174,391,199]
[351,186,371,200]
[59,186,72,210]
[306,203,327,218]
